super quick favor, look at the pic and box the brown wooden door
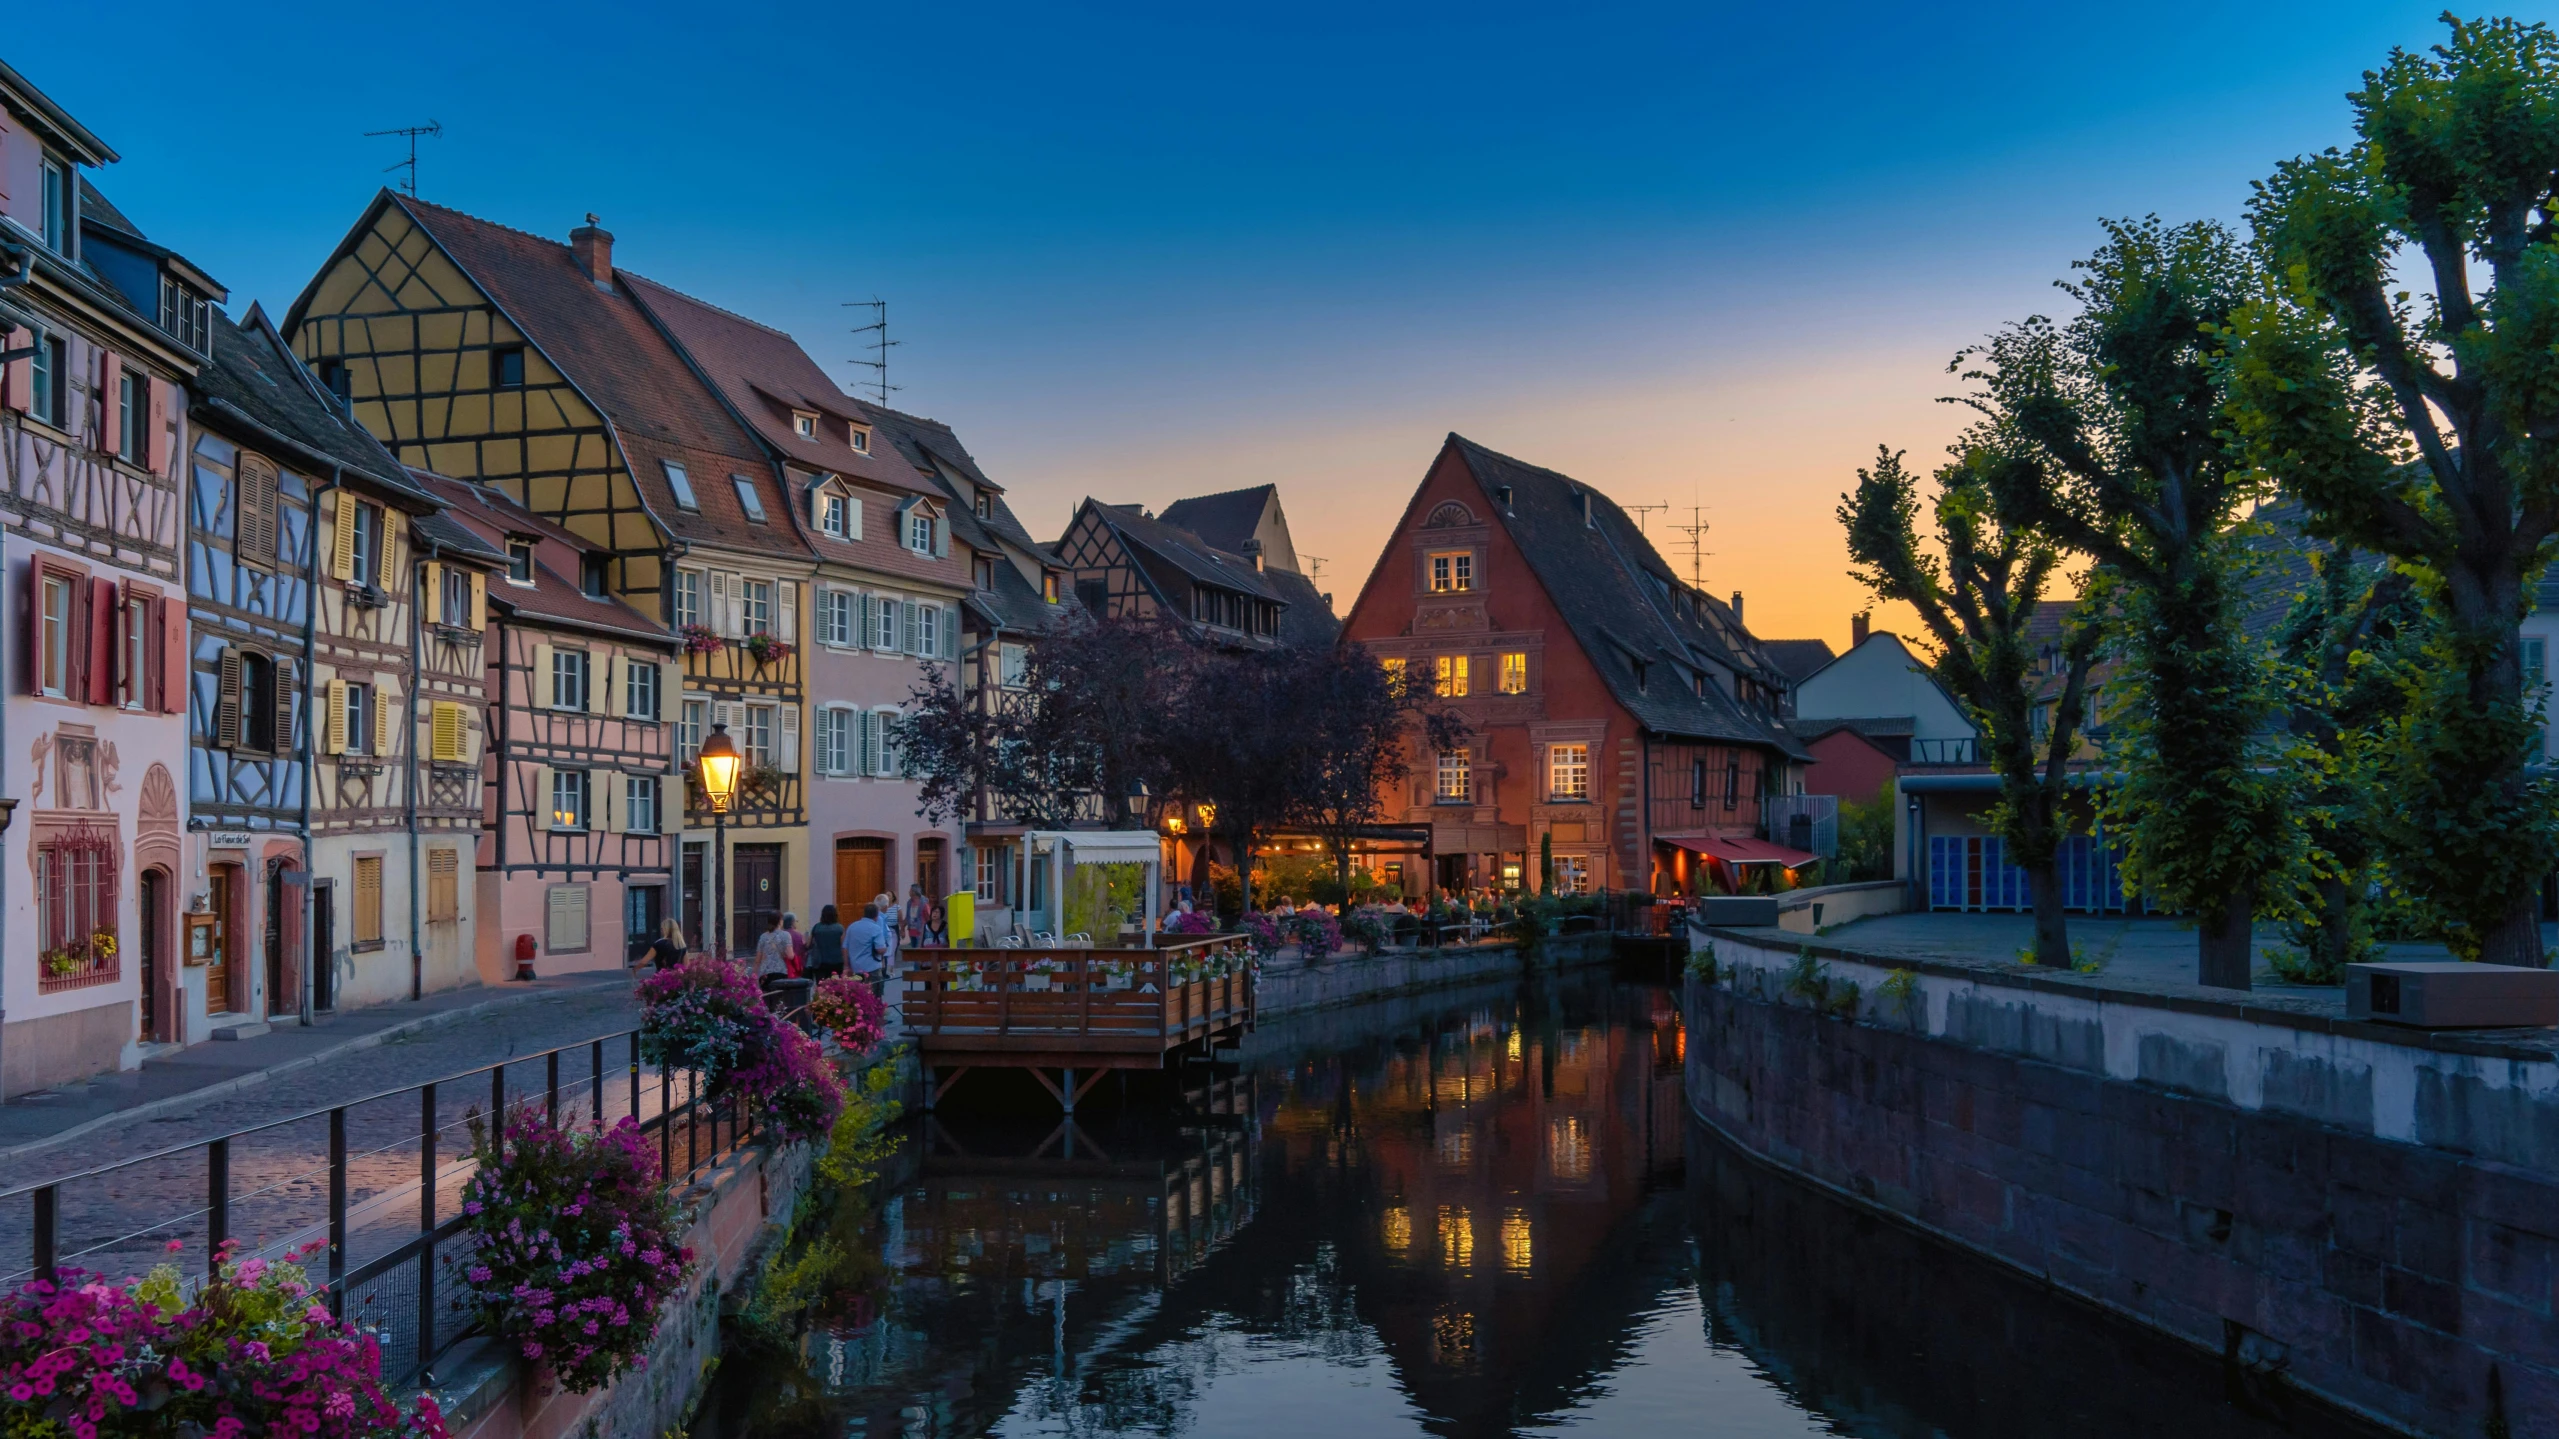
[139,869,164,1042]
[916,838,946,901]
[205,866,234,1013]
[733,844,784,954]
[836,838,886,917]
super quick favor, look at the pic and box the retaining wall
[1775,879,1908,934]
[1686,929,2559,1439]
[1256,933,1613,1018]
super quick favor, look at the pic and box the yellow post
[945,889,976,948]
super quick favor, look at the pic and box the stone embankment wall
[1686,930,2559,1439]
[1257,933,1613,1018]
[1774,879,1907,934]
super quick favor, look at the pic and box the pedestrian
[643,918,688,971]
[845,902,890,993]
[807,904,848,982]
[787,912,810,979]
[755,913,797,1002]
[904,883,931,950]
[927,893,948,945]
[874,892,902,970]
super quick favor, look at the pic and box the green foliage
[2262,943,2345,986]
[1540,831,1555,897]
[1782,947,1829,1006]
[1685,941,1719,984]
[1877,966,1920,1021]
[1824,978,1862,1019]
[818,1058,907,1191]
[1835,794,1896,881]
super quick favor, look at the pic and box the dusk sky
[8,3,2517,648]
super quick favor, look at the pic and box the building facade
[0,67,208,1092]
[1338,435,1804,898]
[418,473,676,976]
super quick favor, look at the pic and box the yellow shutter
[329,494,356,581]
[324,679,348,755]
[373,685,393,757]
[531,640,554,708]
[431,701,462,762]
[353,856,384,943]
[469,570,486,629]
[600,771,621,834]
[376,513,400,590]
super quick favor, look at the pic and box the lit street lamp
[697,722,743,961]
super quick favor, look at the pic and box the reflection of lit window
[1506,1030,1522,1062]
[1432,1309,1477,1364]
[1382,1206,1412,1254]
[1437,1206,1474,1269]
[1549,1116,1593,1181]
[1502,1210,1533,1274]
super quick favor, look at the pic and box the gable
[1793,635,1975,740]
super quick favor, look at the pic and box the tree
[900,615,1179,830]
[1285,646,1469,893]
[2227,14,2559,964]
[1154,646,1302,917]
[1840,446,2100,966]
[1966,218,2293,989]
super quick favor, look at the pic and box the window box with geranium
[680,623,724,657]
[743,633,794,666]
[460,1107,693,1395]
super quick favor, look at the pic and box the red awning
[1654,833,1817,867]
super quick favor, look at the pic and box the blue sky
[8,2,2522,643]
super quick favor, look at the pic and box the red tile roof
[410,470,675,646]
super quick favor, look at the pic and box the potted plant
[744,633,796,666]
[680,623,724,656]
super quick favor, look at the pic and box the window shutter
[903,600,920,655]
[373,684,394,758]
[2,327,27,413]
[272,658,297,755]
[943,604,961,660]
[715,572,739,637]
[879,709,901,776]
[325,679,349,755]
[778,581,797,643]
[154,594,181,714]
[932,516,948,558]
[779,701,799,772]
[329,493,356,581]
[547,885,589,951]
[469,570,487,629]
[860,594,878,649]
[21,561,39,696]
[846,496,862,541]
[432,700,464,762]
[147,374,169,475]
[216,647,241,747]
[532,641,554,708]
[85,576,114,705]
[376,511,399,590]
[531,763,552,827]
[600,772,620,834]
[96,352,119,452]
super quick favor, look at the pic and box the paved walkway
[0,974,643,1175]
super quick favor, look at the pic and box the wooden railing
[901,937,1256,1050]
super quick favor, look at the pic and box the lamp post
[696,722,743,961]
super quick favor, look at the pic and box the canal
[698,964,2387,1438]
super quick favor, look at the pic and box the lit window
[733,475,767,524]
[1436,749,1471,803]
[551,768,588,830]
[1549,743,1589,800]
[1499,652,1527,694]
[665,461,700,512]
[1555,854,1590,894]
[1043,572,1061,604]
[1429,551,1473,593]
[1383,657,1407,690]
[1435,654,1469,698]
[507,539,534,584]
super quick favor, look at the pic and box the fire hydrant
[513,932,539,982]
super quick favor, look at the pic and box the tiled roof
[192,306,430,505]
[864,404,1061,565]
[1261,566,1341,648]
[1446,435,1805,756]
[1759,638,1837,683]
[1790,715,1916,740]
[1098,504,1289,602]
[619,272,929,498]
[410,470,673,643]
[1157,485,1274,556]
[968,554,1083,636]
[411,509,507,564]
[382,195,800,559]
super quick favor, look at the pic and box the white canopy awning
[1026,829,1165,866]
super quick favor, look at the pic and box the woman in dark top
[806,904,848,982]
[644,919,688,971]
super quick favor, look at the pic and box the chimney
[570,214,613,290]
[1241,537,1265,572]
[1852,611,1870,646]
[1730,590,1744,624]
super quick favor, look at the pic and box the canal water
[698,965,2384,1439]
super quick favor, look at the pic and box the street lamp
[697,722,743,961]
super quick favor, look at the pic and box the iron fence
[0,1028,764,1389]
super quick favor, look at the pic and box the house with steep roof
[283,199,814,957]
[0,63,211,1094]
[1054,489,1340,652]
[1339,435,1806,897]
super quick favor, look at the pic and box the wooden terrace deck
[901,937,1257,1112]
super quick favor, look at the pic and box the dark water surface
[699,967,2384,1439]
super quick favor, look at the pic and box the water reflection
[701,971,2374,1438]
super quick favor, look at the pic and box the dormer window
[819,491,849,538]
[507,539,534,584]
[733,475,768,524]
[318,359,353,404]
[39,157,68,255]
[908,509,933,554]
[580,553,611,598]
[850,426,870,454]
[793,411,818,439]
[664,460,700,512]
[975,492,992,519]
[491,345,527,389]
[159,276,211,352]
[1043,571,1061,605]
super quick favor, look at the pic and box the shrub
[1,1243,448,1438]
[637,959,772,1092]
[1684,941,1719,983]
[817,1060,907,1190]
[808,976,886,1054]
[1293,910,1343,959]
[1164,908,1218,937]
[460,1107,692,1396]
[1782,947,1829,1006]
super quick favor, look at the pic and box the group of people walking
[637,883,947,1005]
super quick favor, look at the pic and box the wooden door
[313,884,335,1012]
[916,839,946,902]
[681,843,706,952]
[139,869,164,1042]
[733,844,784,954]
[835,838,886,917]
[205,866,234,1013]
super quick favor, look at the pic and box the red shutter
[85,576,113,705]
[96,352,118,453]
[21,558,39,696]
[146,374,169,475]
[1,328,26,414]
[159,591,184,715]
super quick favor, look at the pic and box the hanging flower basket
[680,624,725,657]
[744,633,795,666]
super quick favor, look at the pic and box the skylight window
[733,475,768,524]
[664,460,700,512]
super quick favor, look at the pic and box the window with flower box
[35,827,119,990]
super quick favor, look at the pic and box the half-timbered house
[1339,435,1806,897]
[0,67,209,1093]
[1055,491,1338,650]
[283,201,808,955]
[415,472,676,975]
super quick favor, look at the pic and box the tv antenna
[364,121,442,197]
[1303,554,1328,585]
[844,299,900,406]
[1622,501,1667,535]
[1672,505,1713,589]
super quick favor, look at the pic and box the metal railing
[0,1028,763,1390]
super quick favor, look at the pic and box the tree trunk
[1333,840,1353,892]
[2477,890,2546,968]
[2026,865,2071,967]
[2311,873,2358,977]
[2198,885,2254,990]
[1233,834,1256,916]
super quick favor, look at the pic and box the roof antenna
[844,298,900,406]
[1303,554,1328,586]
[1672,504,1713,589]
[364,121,443,197]
[1622,501,1667,535]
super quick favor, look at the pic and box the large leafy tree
[1968,218,2292,989]
[1287,647,1470,891]
[900,615,1179,830]
[1841,447,2101,966]
[1153,646,1303,915]
[2227,14,2559,964]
